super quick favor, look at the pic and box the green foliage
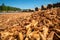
[41,5,47,10]
[47,2,60,9]
[22,9,34,12]
[0,3,21,12]
[35,7,38,11]
[47,4,53,9]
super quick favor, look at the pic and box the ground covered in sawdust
[0,8,60,40]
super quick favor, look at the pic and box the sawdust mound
[0,8,60,40]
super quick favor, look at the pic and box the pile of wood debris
[0,8,60,40]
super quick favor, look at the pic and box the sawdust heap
[0,8,60,40]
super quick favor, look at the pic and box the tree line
[0,3,21,12]
[35,2,60,11]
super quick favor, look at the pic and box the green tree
[35,7,38,11]
[0,3,21,12]
[47,4,53,9]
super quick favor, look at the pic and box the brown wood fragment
[47,31,55,40]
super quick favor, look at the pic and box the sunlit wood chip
[19,32,24,40]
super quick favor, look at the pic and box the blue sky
[0,0,60,9]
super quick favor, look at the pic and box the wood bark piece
[25,37,29,40]
[31,20,38,27]
[19,32,24,40]
[43,26,49,38]
[47,31,55,40]
[55,32,60,38]
[39,32,46,40]
[1,32,13,40]
[54,28,60,32]
[29,31,40,40]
